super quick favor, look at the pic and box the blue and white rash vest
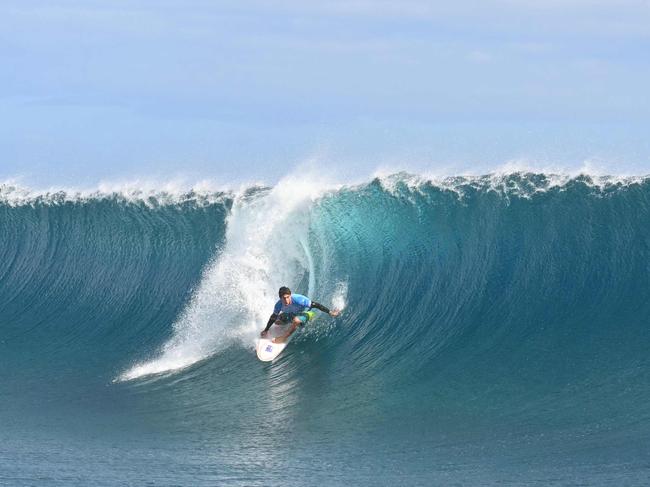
[273,294,312,316]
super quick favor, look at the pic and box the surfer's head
[279,286,292,304]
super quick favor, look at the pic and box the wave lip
[373,171,649,199]
[0,180,232,207]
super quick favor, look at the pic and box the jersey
[273,294,312,316]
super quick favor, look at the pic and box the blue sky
[1,0,649,187]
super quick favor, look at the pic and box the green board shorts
[279,311,314,326]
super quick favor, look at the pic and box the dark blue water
[2,173,650,486]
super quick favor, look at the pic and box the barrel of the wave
[256,311,315,361]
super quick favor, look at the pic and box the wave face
[3,174,650,486]
[0,189,231,385]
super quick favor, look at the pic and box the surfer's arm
[310,301,330,313]
[310,301,339,317]
[263,314,278,332]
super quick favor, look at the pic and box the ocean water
[2,172,650,486]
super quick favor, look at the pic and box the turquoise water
[2,173,650,486]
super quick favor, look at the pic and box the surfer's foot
[273,334,288,344]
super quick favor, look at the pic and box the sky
[1,0,649,188]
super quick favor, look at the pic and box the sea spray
[119,174,339,379]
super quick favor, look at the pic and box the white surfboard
[256,323,295,362]
[256,311,315,362]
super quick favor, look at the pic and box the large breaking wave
[2,172,650,454]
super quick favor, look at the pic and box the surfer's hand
[260,330,268,338]
[329,309,340,317]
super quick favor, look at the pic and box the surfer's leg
[273,316,302,343]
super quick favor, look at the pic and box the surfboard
[256,311,315,362]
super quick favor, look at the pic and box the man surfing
[261,286,340,343]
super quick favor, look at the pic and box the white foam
[3,161,647,207]
[118,172,339,381]
[370,163,648,201]
[332,281,348,312]
[0,177,237,207]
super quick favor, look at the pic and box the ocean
[2,172,650,486]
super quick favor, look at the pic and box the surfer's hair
[278,286,291,297]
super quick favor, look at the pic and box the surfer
[261,286,340,343]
